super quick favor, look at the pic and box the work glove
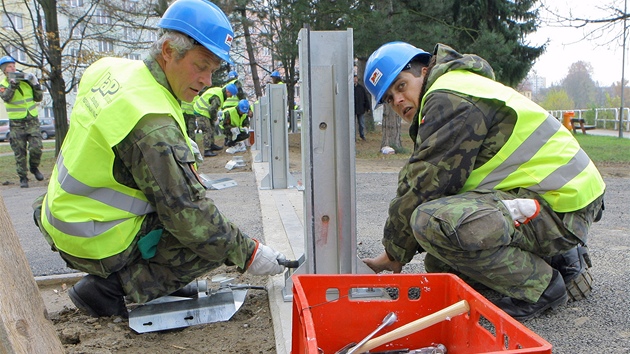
[26,72,38,86]
[500,198,540,227]
[188,137,203,164]
[246,240,287,276]
[230,127,241,138]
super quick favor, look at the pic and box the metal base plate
[128,288,247,333]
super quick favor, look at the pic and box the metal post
[252,101,261,151]
[620,0,627,138]
[260,84,298,189]
[254,94,270,163]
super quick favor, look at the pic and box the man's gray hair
[149,30,195,60]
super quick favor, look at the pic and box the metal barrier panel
[297,28,358,275]
[260,84,297,189]
[252,101,261,151]
[254,94,270,163]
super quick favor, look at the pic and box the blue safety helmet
[158,0,234,64]
[227,70,238,80]
[237,99,250,114]
[363,42,432,107]
[225,83,238,96]
[270,70,281,78]
[0,56,16,68]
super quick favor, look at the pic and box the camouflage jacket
[108,57,255,270]
[382,44,518,263]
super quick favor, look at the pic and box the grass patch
[0,149,56,183]
[574,134,630,164]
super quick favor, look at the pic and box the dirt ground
[29,129,630,353]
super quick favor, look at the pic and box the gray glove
[26,72,38,86]
[246,241,287,276]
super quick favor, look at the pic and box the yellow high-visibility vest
[0,79,38,119]
[421,70,605,212]
[194,87,225,118]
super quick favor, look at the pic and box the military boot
[203,150,217,157]
[68,274,128,318]
[19,177,28,188]
[494,269,568,321]
[30,167,44,181]
[551,245,593,301]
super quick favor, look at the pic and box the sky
[527,0,627,87]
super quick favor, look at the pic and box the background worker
[362,41,605,321]
[33,0,287,319]
[222,70,246,109]
[270,70,283,84]
[0,56,44,188]
[194,83,237,156]
[353,74,371,141]
[180,98,197,139]
[221,99,250,153]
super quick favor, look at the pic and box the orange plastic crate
[291,273,552,354]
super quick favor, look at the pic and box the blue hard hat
[227,70,238,80]
[0,56,16,67]
[270,70,281,78]
[364,42,431,107]
[237,99,250,113]
[225,83,238,96]
[158,0,234,64]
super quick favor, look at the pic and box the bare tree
[0,0,162,153]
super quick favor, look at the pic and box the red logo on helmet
[369,68,382,86]
[225,34,233,47]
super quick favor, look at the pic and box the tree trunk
[240,8,263,98]
[381,104,402,149]
[40,0,68,155]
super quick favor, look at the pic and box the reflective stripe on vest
[181,100,195,115]
[41,57,190,259]
[194,87,224,118]
[421,70,605,212]
[1,79,38,119]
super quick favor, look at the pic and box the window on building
[147,30,158,42]
[98,40,114,53]
[6,45,26,62]
[69,0,84,7]
[125,53,141,60]
[2,13,24,30]
[70,20,86,38]
[94,9,112,25]
[123,0,139,12]
[42,107,54,118]
[123,26,135,41]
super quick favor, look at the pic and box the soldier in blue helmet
[221,99,251,153]
[32,0,287,318]
[0,56,45,188]
[270,70,283,84]
[362,42,605,321]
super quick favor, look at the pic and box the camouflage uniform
[196,94,222,152]
[33,56,256,304]
[0,79,43,181]
[381,44,605,303]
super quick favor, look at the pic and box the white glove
[188,137,203,164]
[26,72,38,85]
[230,127,241,137]
[501,199,540,226]
[246,241,287,276]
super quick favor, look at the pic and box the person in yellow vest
[362,42,605,321]
[0,56,44,188]
[221,70,246,110]
[180,97,197,139]
[221,99,250,153]
[270,70,284,84]
[32,0,287,319]
[194,83,237,156]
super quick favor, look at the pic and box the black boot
[203,150,217,157]
[68,274,128,318]
[209,143,223,151]
[494,270,568,321]
[19,177,28,188]
[30,167,44,181]
[551,245,593,301]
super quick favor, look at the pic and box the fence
[549,108,630,131]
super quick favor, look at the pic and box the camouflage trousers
[9,117,42,179]
[410,188,604,303]
[183,113,197,139]
[196,114,216,151]
[32,197,251,303]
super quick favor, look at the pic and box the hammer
[337,300,470,354]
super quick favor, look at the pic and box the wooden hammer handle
[353,300,470,353]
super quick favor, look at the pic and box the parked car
[0,119,9,142]
[39,118,56,140]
